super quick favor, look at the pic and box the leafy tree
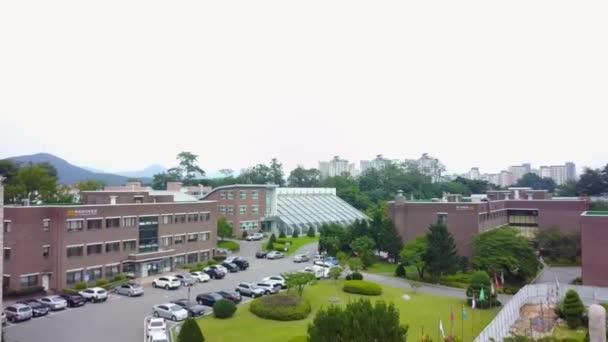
[466,270,491,299]
[536,227,580,262]
[472,228,540,282]
[370,204,403,263]
[400,236,428,279]
[151,170,181,190]
[7,165,58,204]
[219,169,234,177]
[347,257,363,273]
[319,224,348,255]
[515,173,557,192]
[556,180,578,197]
[350,236,376,269]
[267,233,277,250]
[563,289,584,328]
[178,317,205,342]
[336,251,349,267]
[0,159,19,184]
[320,175,372,211]
[76,180,106,191]
[269,158,285,186]
[424,223,459,281]
[279,228,287,239]
[576,168,606,196]
[177,151,205,181]
[328,267,342,284]
[48,185,76,203]
[307,226,316,237]
[217,217,233,241]
[288,166,321,187]
[237,158,285,186]
[285,272,316,298]
[307,299,408,342]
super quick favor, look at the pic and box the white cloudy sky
[1,0,607,175]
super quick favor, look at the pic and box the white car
[38,296,68,310]
[256,281,281,295]
[246,233,264,241]
[190,271,211,283]
[294,253,310,263]
[79,287,108,302]
[152,303,188,321]
[146,317,166,336]
[204,265,228,274]
[266,251,284,260]
[261,276,286,289]
[313,260,334,269]
[302,266,327,279]
[148,331,170,342]
[152,276,181,290]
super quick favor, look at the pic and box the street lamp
[187,286,191,307]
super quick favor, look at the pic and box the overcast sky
[1,1,607,176]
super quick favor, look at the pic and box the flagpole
[461,305,464,342]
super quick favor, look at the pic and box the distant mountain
[6,153,149,186]
[117,164,167,178]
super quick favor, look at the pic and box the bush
[276,238,290,244]
[563,289,585,328]
[178,317,205,342]
[213,299,237,319]
[213,255,226,262]
[307,227,316,237]
[2,285,46,298]
[250,294,312,321]
[292,229,299,238]
[572,277,582,285]
[112,273,128,282]
[342,280,382,296]
[395,264,406,277]
[273,243,287,251]
[242,231,248,239]
[95,279,109,287]
[207,260,218,266]
[279,228,287,239]
[267,233,277,250]
[74,281,87,290]
[350,272,363,280]
[218,240,240,252]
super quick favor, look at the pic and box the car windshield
[50,296,63,301]
[19,307,31,312]
[150,321,164,327]
[169,305,182,311]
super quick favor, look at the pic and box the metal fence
[473,283,608,342]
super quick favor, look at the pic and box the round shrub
[242,231,248,239]
[213,255,227,262]
[395,264,406,277]
[350,272,364,280]
[342,280,382,296]
[250,294,311,321]
[74,281,87,290]
[213,299,237,319]
[112,273,128,282]
[95,279,109,287]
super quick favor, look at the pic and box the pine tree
[307,226,316,237]
[563,289,585,328]
[424,223,460,281]
[279,228,287,239]
[267,233,277,250]
[178,318,205,342]
[292,228,299,238]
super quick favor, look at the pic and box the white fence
[474,283,608,342]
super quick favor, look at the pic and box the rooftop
[582,211,608,216]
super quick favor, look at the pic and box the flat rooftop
[582,211,608,216]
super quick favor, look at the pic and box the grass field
[552,324,587,340]
[218,240,240,251]
[189,280,498,341]
[262,236,319,255]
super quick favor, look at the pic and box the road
[4,240,318,342]
[535,258,581,285]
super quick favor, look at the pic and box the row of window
[66,240,137,258]
[160,232,211,247]
[65,212,211,233]
[4,246,51,260]
[219,205,259,216]
[219,190,259,200]
[66,265,121,285]
[3,220,51,233]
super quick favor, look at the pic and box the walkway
[534,258,581,285]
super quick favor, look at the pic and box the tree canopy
[515,173,557,192]
[423,223,460,280]
[288,166,321,187]
[400,236,428,279]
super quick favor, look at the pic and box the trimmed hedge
[250,294,312,321]
[218,240,240,252]
[95,279,109,287]
[345,272,363,281]
[213,299,237,319]
[342,280,382,296]
[2,286,45,298]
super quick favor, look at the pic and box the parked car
[17,300,49,317]
[206,265,228,274]
[217,290,242,304]
[293,253,310,263]
[225,256,250,270]
[203,268,225,279]
[246,233,264,241]
[116,283,144,297]
[261,275,286,289]
[1,311,6,325]
[313,260,336,269]
[235,282,266,297]
[323,256,339,265]
[222,262,239,273]
[170,299,208,318]
[4,304,32,323]
[302,266,326,280]
[196,292,224,307]
[146,317,166,336]
[79,287,108,302]
[255,250,268,259]
[312,253,323,262]
[152,303,188,321]
[147,331,170,342]
[190,271,211,283]
[174,274,197,286]
[38,295,68,311]
[59,293,86,307]
[152,276,181,290]
[266,251,284,260]
[256,281,281,295]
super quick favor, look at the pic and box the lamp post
[188,286,191,307]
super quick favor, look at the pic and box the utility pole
[1,176,5,342]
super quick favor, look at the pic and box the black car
[217,290,242,304]
[203,268,225,279]
[196,292,224,307]
[170,299,209,318]
[255,250,267,259]
[222,262,239,273]
[59,293,86,308]
[17,300,49,317]
[230,257,250,270]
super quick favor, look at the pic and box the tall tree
[219,169,234,177]
[400,236,428,279]
[576,168,606,196]
[288,166,321,187]
[76,180,106,191]
[423,223,460,280]
[370,205,403,263]
[556,180,578,197]
[350,236,376,269]
[269,158,285,186]
[238,164,272,184]
[515,173,557,192]
[151,170,181,190]
[0,159,19,184]
[176,151,205,181]
[7,165,58,204]
[217,217,233,241]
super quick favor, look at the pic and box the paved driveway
[4,240,318,342]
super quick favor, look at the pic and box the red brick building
[580,211,608,286]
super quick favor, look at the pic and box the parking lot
[4,240,318,342]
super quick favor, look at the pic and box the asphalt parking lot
[4,240,318,342]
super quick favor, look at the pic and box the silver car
[152,303,188,321]
[175,274,196,287]
[116,283,144,297]
[4,304,33,323]
[38,295,68,310]
[256,282,280,295]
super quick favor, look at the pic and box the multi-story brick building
[580,211,608,286]
[2,191,217,292]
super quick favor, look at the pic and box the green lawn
[187,280,498,341]
[262,236,319,255]
[218,240,240,252]
[367,262,472,289]
[552,324,586,340]
[366,262,398,275]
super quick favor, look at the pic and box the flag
[472,296,476,309]
[479,287,486,302]
[500,271,505,285]
[555,275,561,298]
[491,282,495,296]
[462,305,467,320]
[439,319,445,338]
[450,306,455,323]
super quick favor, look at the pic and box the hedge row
[342,280,382,296]
[250,294,311,321]
[218,240,240,252]
[3,286,45,298]
[64,274,131,294]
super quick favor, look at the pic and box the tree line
[555,164,608,197]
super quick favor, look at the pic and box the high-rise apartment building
[319,156,356,178]
[538,162,577,185]
[508,163,531,182]
[415,153,444,183]
[360,155,394,173]
[499,170,515,187]
[468,167,481,180]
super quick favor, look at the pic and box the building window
[187,233,198,243]
[174,235,186,245]
[219,206,226,215]
[161,215,173,225]
[240,221,258,231]
[87,243,103,255]
[122,216,137,227]
[188,213,199,223]
[67,245,84,258]
[220,191,226,200]
[251,190,259,200]
[200,250,211,263]
[187,253,198,264]
[200,212,211,221]
[3,275,10,290]
[174,255,185,267]
[227,206,234,215]
[240,190,246,200]
[3,248,11,261]
[227,191,234,200]
[437,213,448,226]
[105,265,120,279]
[3,220,11,233]
[161,236,173,247]
[87,219,103,230]
[123,240,137,252]
[174,214,186,224]
[251,205,259,214]
[106,217,120,228]
[42,245,50,258]
[43,219,51,232]
[239,205,247,215]
[67,219,84,232]
[199,232,211,241]
[66,270,83,285]
[86,267,102,282]
[20,274,39,288]
[105,241,120,253]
